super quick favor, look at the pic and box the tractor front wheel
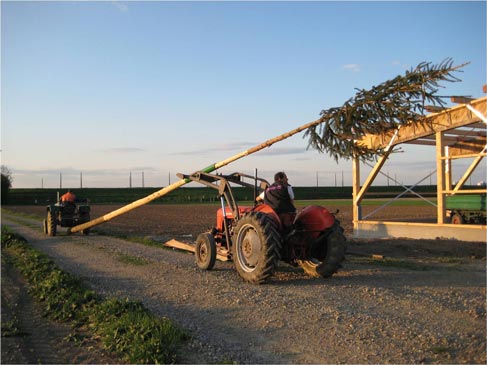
[233,212,280,284]
[46,211,57,237]
[298,224,346,278]
[195,233,217,270]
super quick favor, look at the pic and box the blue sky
[2,1,486,189]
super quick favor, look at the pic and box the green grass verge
[116,253,149,266]
[1,226,188,364]
[1,209,42,230]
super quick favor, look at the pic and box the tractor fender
[253,204,282,230]
[295,205,335,239]
[216,206,253,232]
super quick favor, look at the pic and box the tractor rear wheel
[46,211,57,237]
[233,212,280,284]
[298,223,346,278]
[195,233,217,270]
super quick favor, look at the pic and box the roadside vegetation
[1,226,188,364]
[1,165,13,204]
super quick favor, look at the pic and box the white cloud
[171,142,254,156]
[392,60,410,69]
[111,1,129,13]
[101,147,145,153]
[258,147,308,156]
[342,64,361,72]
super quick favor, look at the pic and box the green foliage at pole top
[304,58,468,161]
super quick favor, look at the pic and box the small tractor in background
[177,171,347,284]
[43,194,91,236]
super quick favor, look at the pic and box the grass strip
[1,209,42,230]
[117,252,149,266]
[1,226,188,364]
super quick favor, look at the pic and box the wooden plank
[451,96,476,104]
[355,148,392,205]
[445,189,487,194]
[404,139,436,146]
[441,152,487,160]
[163,239,230,261]
[446,129,486,137]
[425,105,444,113]
[453,154,486,193]
[164,239,195,252]
[448,140,486,156]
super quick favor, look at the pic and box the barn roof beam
[356,96,487,151]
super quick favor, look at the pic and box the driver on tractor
[61,189,77,204]
[257,171,296,227]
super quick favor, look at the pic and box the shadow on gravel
[268,260,485,289]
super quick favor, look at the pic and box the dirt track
[2,205,486,364]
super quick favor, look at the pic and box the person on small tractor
[61,189,77,203]
[257,171,296,227]
[60,189,78,216]
[43,190,91,236]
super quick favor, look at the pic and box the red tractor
[178,171,347,284]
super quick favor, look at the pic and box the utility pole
[60,173,62,189]
[316,171,318,187]
[142,172,145,188]
[80,172,83,189]
[168,171,171,186]
[129,172,132,188]
[41,177,44,189]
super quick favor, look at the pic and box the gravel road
[2,212,486,364]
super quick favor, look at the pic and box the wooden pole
[71,117,324,233]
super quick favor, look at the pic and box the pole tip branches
[304,58,468,161]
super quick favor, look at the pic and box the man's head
[274,172,288,184]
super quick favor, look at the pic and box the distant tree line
[1,166,13,204]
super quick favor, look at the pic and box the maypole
[70,117,323,233]
[70,59,464,233]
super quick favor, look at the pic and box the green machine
[446,193,486,225]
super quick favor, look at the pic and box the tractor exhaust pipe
[70,117,323,233]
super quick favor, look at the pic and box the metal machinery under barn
[353,96,487,242]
